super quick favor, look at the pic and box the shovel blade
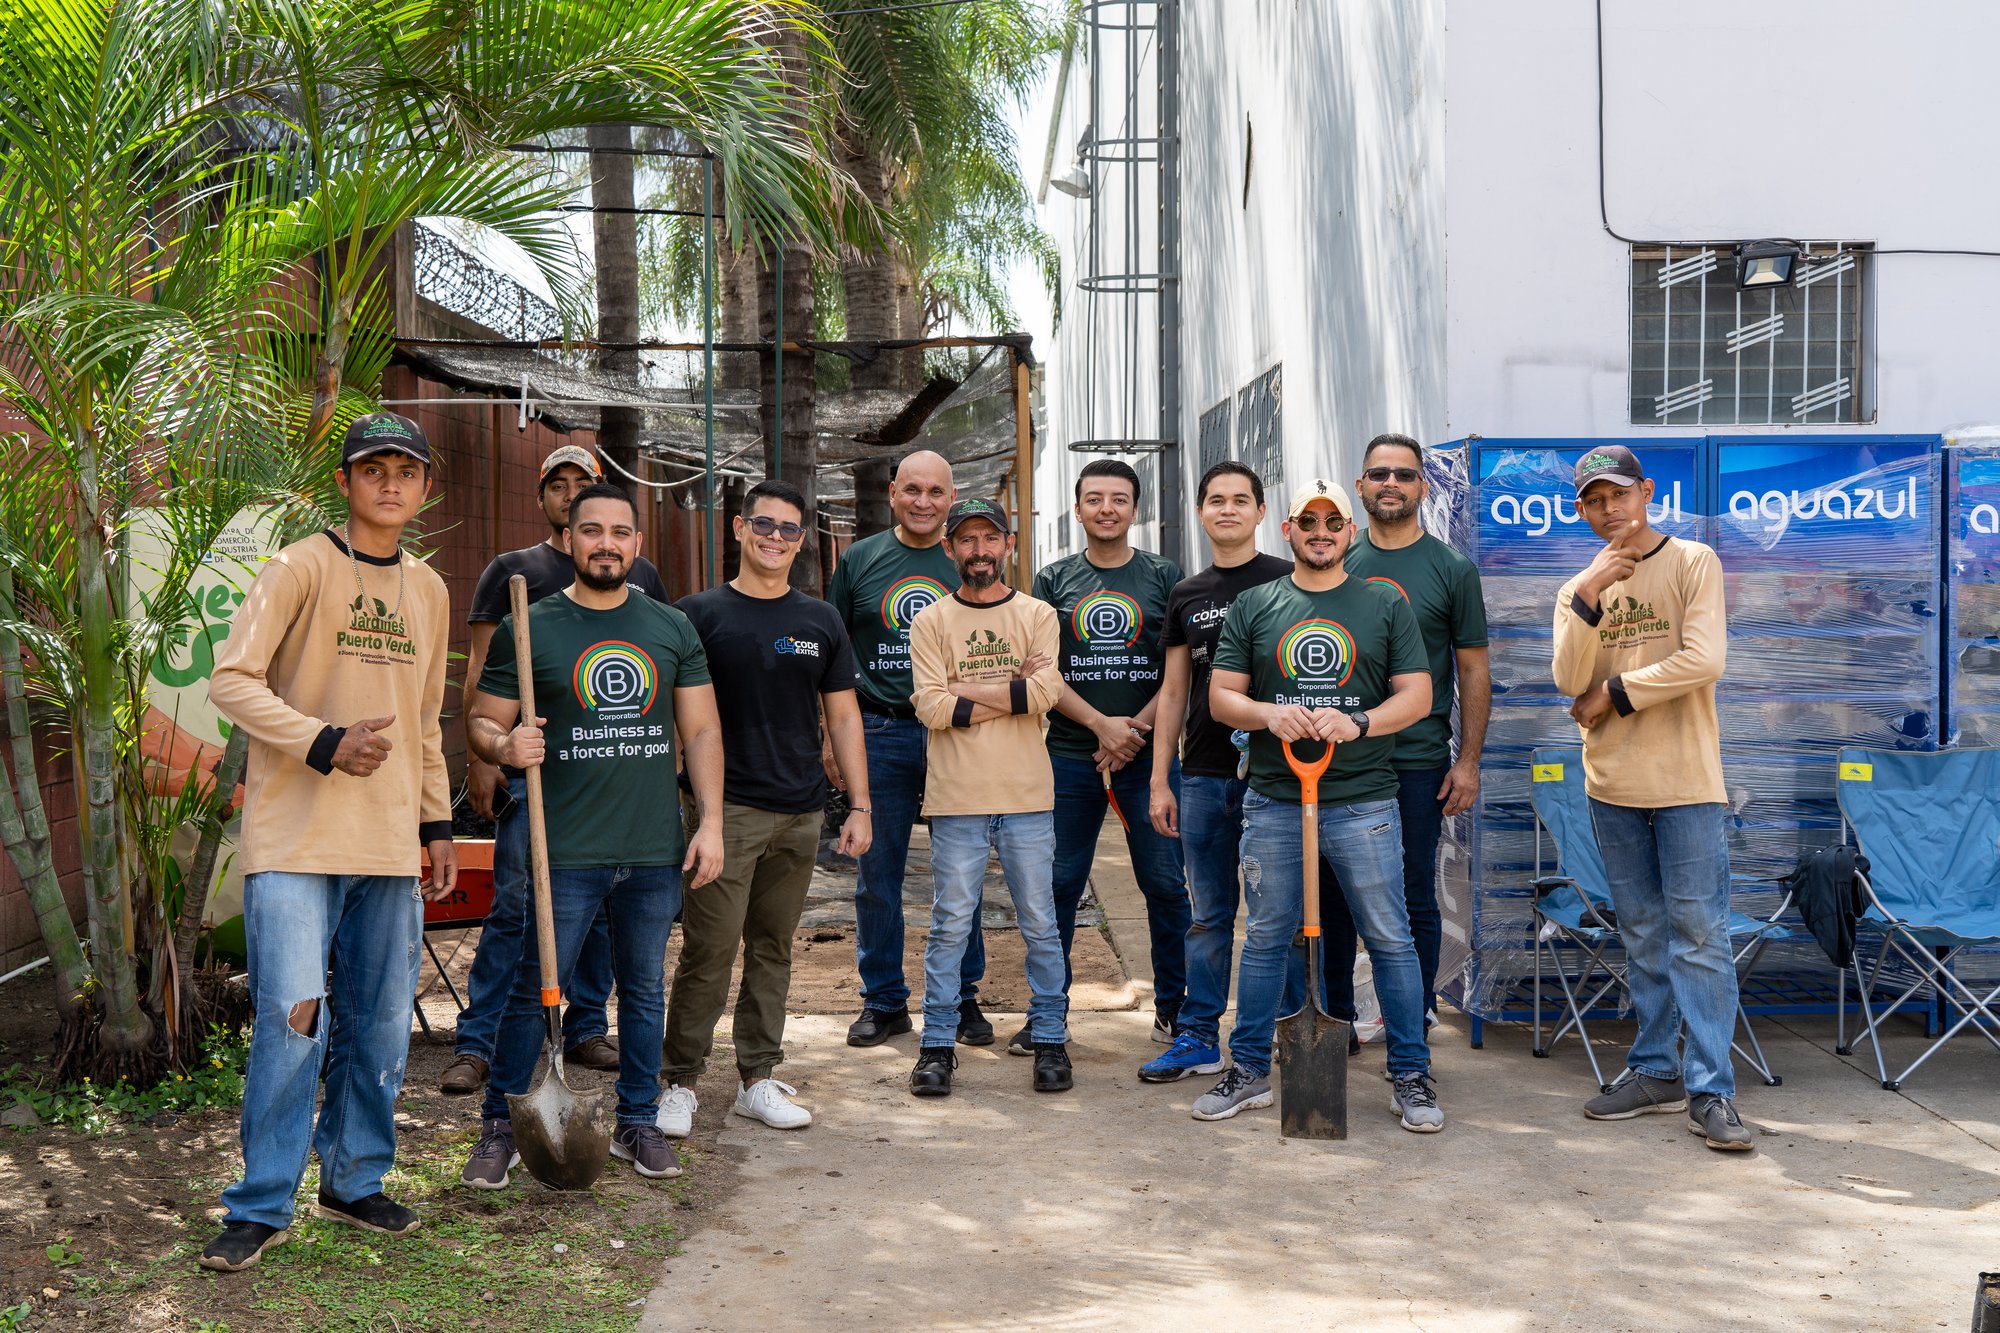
[508,1050,614,1190]
[1274,1005,1350,1140]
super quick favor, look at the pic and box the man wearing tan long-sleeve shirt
[200,414,456,1273]
[1551,444,1751,1152]
[905,498,1071,1099]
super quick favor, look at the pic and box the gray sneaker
[1582,1071,1687,1120]
[612,1123,684,1178]
[1390,1072,1445,1133]
[461,1118,519,1190]
[1191,1066,1273,1121]
[1688,1093,1754,1152]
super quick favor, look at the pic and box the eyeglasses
[746,515,807,543]
[1362,467,1421,484]
[1292,512,1348,533]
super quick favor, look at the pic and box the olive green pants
[663,804,820,1084]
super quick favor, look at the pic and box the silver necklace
[342,523,406,621]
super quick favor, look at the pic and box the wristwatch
[1348,710,1372,737]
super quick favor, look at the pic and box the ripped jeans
[221,872,422,1229]
[1227,792,1430,1079]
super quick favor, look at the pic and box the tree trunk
[72,434,152,1059]
[590,123,643,489]
[841,138,916,541]
[759,239,819,593]
[173,726,247,1037]
[0,569,86,1020]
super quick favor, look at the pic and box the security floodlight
[1736,240,1800,290]
[1050,163,1092,198]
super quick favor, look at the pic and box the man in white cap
[439,445,673,1094]
[1199,478,1441,1131]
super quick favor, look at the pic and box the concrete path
[644,818,2000,1332]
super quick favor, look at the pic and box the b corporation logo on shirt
[1073,590,1143,650]
[880,576,949,636]
[1275,618,1355,690]
[573,640,659,715]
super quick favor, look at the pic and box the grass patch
[178,1125,688,1333]
[0,1027,247,1134]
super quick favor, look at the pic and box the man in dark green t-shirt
[1198,478,1447,1135]
[1028,458,1191,1052]
[459,485,725,1189]
[823,450,989,1050]
[1327,432,1490,1023]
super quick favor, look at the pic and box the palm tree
[0,0,862,1084]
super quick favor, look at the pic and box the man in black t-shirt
[1139,461,1292,1084]
[440,445,670,1096]
[664,479,872,1136]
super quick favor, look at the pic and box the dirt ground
[0,916,1131,1333]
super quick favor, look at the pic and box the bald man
[827,451,990,1047]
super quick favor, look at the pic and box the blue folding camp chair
[1528,748,1793,1091]
[1835,746,2000,1090]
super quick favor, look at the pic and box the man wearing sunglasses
[666,480,873,1135]
[1323,434,1490,1037]
[1201,480,1442,1132]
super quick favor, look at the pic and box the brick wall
[0,735,88,977]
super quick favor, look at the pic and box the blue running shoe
[1139,1033,1226,1083]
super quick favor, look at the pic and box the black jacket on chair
[1783,846,1870,969]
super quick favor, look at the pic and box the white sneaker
[657,1083,697,1138]
[733,1078,812,1130]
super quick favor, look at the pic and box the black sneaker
[1151,1009,1178,1044]
[846,1007,913,1047]
[910,1047,957,1097]
[956,997,995,1046]
[1033,1043,1074,1093]
[198,1221,289,1272]
[1006,1023,1034,1056]
[315,1191,419,1236]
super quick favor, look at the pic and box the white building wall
[1037,0,1449,563]
[1442,0,2000,439]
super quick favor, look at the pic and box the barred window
[1629,243,1866,427]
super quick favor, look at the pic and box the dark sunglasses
[1292,512,1348,533]
[746,515,807,543]
[1362,467,1421,484]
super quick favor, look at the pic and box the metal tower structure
[1069,0,1183,567]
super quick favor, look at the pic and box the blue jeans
[1051,753,1192,1017]
[482,864,682,1126]
[222,872,421,1228]
[455,777,613,1060]
[1230,792,1430,1078]
[1322,764,1448,1020]
[854,715,983,1011]
[1588,799,1738,1099]
[922,812,1068,1047]
[1178,775,1251,1046]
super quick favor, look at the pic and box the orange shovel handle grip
[1283,737,1334,806]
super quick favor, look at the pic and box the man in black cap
[201,413,455,1270]
[439,445,672,1095]
[1552,444,1747,1151]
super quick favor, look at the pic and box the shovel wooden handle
[1285,739,1335,938]
[508,575,561,1010]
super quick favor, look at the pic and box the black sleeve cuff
[1607,676,1635,716]
[1009,679,1028,715]
[418,820,454,846]
[952,698,975,729]
[306,725,343,774]
[1569,594,1603,627]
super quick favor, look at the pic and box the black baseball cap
[944,498,1011,538]
[342,412,433,468]
[1573,444,1644,496]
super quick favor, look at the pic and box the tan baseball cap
[539,444,600,485]
[1286,478,1353,521]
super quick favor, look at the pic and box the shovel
[504,573,613,1190]
[1274,737,1350,1141]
